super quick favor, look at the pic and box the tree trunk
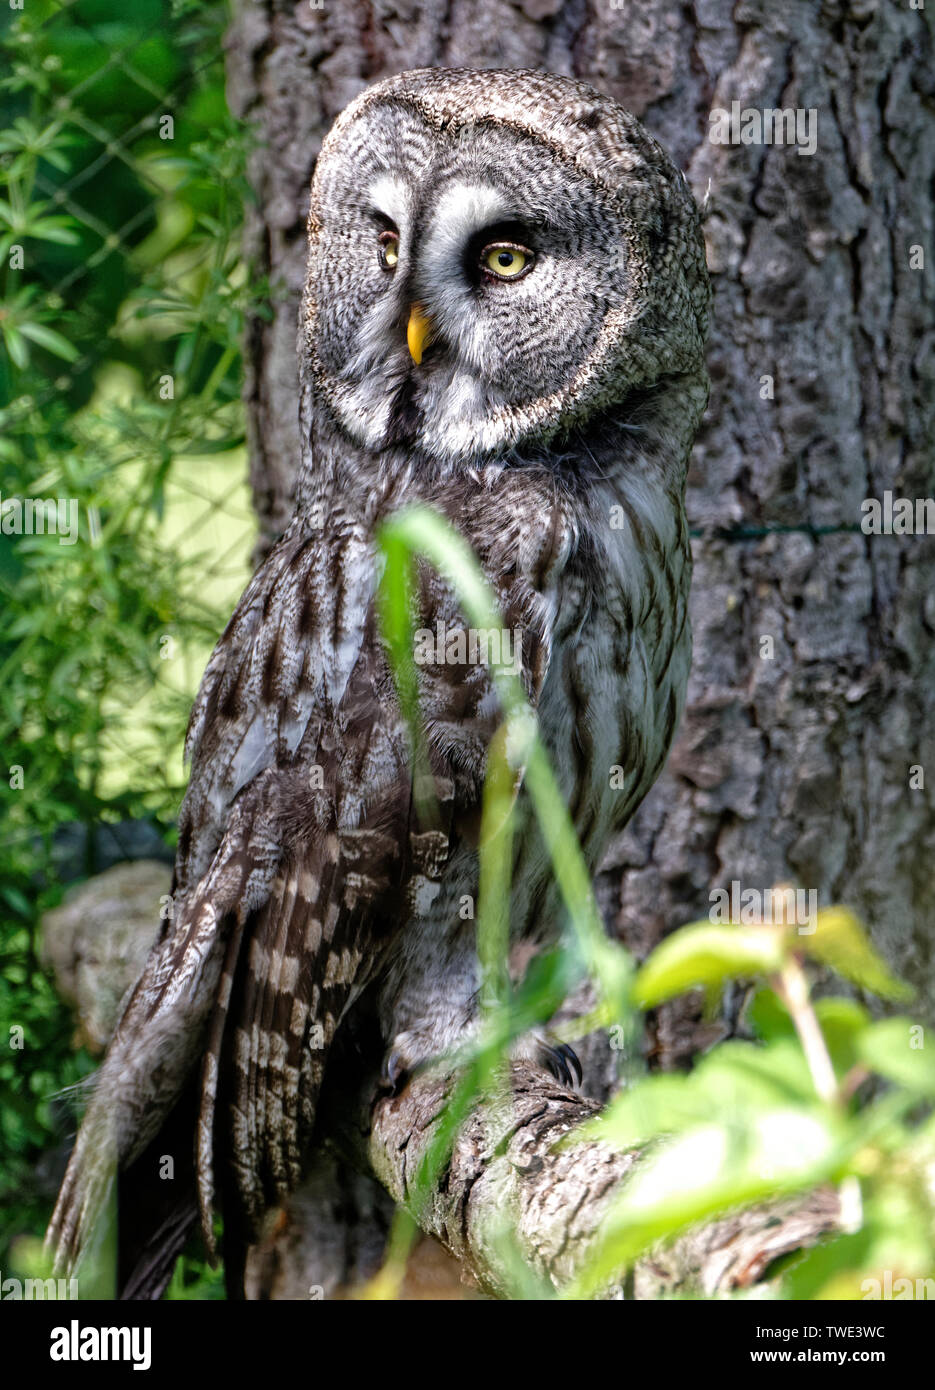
[226,0,935,1295]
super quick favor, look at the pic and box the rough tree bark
[323,1056,841,1299]
[224,0,935,1296]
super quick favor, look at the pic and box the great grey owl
[47,67,710,1298]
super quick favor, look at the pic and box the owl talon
[380,1048,410,1095]
[543,1040,582,1090]
[508,1030,582,1090]
[383,1031,580,1094]
[550,1039,580,1089]
[380,1029,439,1094]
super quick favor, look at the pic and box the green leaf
[856,1018,935,1095]
[700,1037,818,1107]
[175,435,245,455]
[801,907,911,1001]
[813,997,872,1079]
[632,922,786,1008]
[0,884,31,917]
[577,1074,703,1148]
[580,1038,818,1151]
[567,1107,842,1296]
[748,986,796,1042]
[511,944,580,1033]
[19,321,79,361]
[779,1227,878,1300]
[23,216,80,246]
[2,323,29,369]
[782,1182,935,1299]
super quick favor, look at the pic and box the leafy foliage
[0,0,256,1278]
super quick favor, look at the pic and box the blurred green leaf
[856,1018,935,1095]
[814,997,872,1080]
[633,922,786,1008]
[748,985,797,1041]
[801,908,912,1002]
[19,321,79,361]
[569,1107,843,1297]
[582,1037,820,1151]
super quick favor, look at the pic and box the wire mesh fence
[0,0,257,1268]
[1,0,258,837]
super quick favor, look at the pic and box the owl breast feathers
[47,67,710,1297]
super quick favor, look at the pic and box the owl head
[301,68,709,468]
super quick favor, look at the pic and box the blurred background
[0,0,253,1295]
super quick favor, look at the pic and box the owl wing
[46,495,569,1297]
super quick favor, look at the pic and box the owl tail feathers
[45,805,270,1292]
[194,837,367,1277]
[44,1069,202,1300]
[43,1062,204,1300]
[44,1100,119,1292]
[195,904,250,1263]
[116,1083,200,1300]
[44,907,233,1292]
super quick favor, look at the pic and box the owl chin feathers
[313,329,651,468]
[330,345,504,457]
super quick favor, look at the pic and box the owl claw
[381,1029,582,1096]
[379,1029,436,1095]
[380,1047,410,1095]
[514,1033,582,1089]
[556,1041,583,1089]
[508,1030,582,1090]
[541,1040,582,1090]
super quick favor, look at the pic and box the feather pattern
[46,67,709,1296]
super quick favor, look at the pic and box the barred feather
[46,67,708,1297]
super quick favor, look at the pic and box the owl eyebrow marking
[367,174,410,229]
[417,181,515,302]
[428,182,511,245]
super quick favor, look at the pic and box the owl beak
[406,304,434,364]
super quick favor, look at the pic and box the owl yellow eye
[481,243,533,281]
[378,230,399,270]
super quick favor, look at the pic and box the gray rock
[40,861,170,1053]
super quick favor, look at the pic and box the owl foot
[380,1029,441,1095]
[514,1032,582,1090]
[380,1028,581,1096]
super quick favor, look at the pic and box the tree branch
[324,1055,842,1299]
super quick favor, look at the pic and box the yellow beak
[406,304,433,364]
